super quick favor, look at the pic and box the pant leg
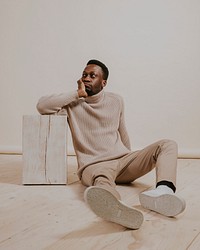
[116,139,178,186]
[81,160,121,200]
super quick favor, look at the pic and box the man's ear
[102,80,107,87]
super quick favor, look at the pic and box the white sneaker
[139,185,186,217]
[84,186,144,229]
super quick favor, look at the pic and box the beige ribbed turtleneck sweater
[37,90,131,178]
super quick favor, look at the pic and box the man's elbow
[36,102,49,115]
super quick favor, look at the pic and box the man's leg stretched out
[81,161,144,229]
[82,139,186,229]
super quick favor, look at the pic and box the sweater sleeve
[118,98,131,150]
[36,91,79,115]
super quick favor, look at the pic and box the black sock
[156,180,176,193]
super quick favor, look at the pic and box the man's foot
[139,185,186,217]
[84,186,143,229]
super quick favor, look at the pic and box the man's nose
[83,75,91,81]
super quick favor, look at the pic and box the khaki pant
[81,139,178,200]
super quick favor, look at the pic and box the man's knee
[160,139,178,151]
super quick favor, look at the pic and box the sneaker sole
[84,186,143,229]
[139,193,186,217]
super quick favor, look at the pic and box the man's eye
[82,74,87,78]
[91,74,96,78]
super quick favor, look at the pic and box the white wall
[0,0,200,157]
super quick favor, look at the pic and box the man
[37,59,186,229]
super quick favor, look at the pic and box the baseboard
[178,149,200,159]
[0,146,22,155]
[0,145,76,156]
[0,145,200,159]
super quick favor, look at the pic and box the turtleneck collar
[85,90,105,103]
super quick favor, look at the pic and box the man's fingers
[77,78,84,88]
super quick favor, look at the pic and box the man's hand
[77,78,88,98]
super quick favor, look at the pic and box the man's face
[81,64,107,96]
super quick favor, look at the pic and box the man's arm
[118,99,131,150]
[37,79,88,115]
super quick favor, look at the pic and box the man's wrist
[77,89,87,98]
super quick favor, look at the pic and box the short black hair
[87,59,109,80]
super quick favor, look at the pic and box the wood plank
[188,232,200,250]
[22,115,68,184]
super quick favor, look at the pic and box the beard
[85,87,94,96]
[85,86,103,96]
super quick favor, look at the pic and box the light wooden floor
[0,155,199,250]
